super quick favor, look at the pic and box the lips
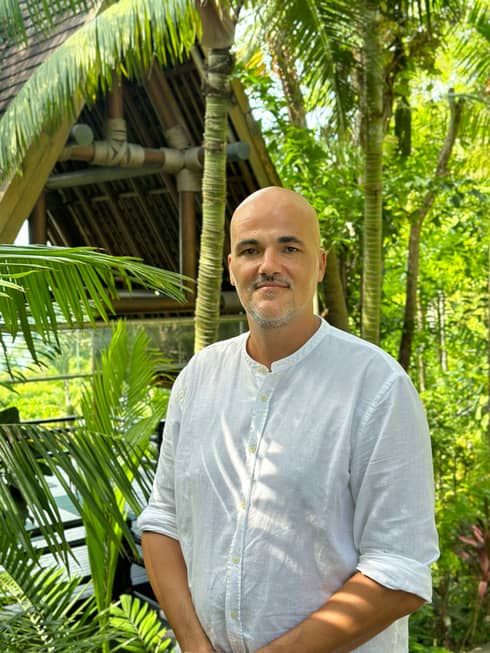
[253,279,290,290]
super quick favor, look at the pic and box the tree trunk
[194,2,237,352]
[416,299,426,392]
[194,47,234,352]
[398,217,422,370]
[361,0,384,344]
[398,92,464,370]
[437,290,448,372]
[322,249,349,331]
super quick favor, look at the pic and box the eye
[240,247,259,256]
[284,245,299,253]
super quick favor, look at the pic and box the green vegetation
[0,321,172,652]
[236,3,489,649]
[0,247,184,651]
[0,1,488,651]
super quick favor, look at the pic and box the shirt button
[231,610,239,621]
[248,444,257,453]
[232,555,240,564]
[239,500,246,510]
[260,394,268,402]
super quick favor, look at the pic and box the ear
[228,254,235,286]
[317,249,327,283]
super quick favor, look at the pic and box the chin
[248,307,295,329]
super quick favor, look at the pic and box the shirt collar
[243,318,329,374]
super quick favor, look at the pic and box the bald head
[228,186,326,334]
[231,186,321,247]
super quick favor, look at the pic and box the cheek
[231,263,255,286]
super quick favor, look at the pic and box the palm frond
[0,0,201,180]
[453,1,490,141]
[0,535,107,653]
[110,594,172,653]
[456,1,490,80]
[248,0,360,135]
[81,321,169,447]
[0,425,71,562]
[0,245,186,364]
[0,420,149,564]
[62,321,164,614]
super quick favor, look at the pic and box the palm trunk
[194,47,234,352]
[361,0,384,344]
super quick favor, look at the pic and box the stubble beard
[237,276,296,329]
[246,303,296,329]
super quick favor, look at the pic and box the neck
[246,314,321,369]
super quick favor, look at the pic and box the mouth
[253,278,290,291]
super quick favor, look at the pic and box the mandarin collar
[243,318,329,374]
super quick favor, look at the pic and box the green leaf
[110,594,172,652]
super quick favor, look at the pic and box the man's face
[228,188,326,330]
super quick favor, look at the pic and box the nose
[258,248,280,276]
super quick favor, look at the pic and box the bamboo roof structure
[0,3,281,316]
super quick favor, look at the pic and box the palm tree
[359,0,383,344]
[194,1,241,351]
[0,0,244,353]
[0,244,185,652]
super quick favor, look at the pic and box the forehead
[230,197,319,245]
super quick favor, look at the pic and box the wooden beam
[29,192,47,244]
[0,117,76,243]
[228,79,282,189]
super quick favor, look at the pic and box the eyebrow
[235,238,259,251]
[278,236,304,245]
[234,235,304,252]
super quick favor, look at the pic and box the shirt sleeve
[351,371,439,602]
[136,367,187,539]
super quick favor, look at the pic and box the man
[138,186,439,653]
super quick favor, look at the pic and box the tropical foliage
[0,320,171,652]
[0,0,489,651]
[0,238,182,652]
[0,245,185,367]
[236,1,489,650]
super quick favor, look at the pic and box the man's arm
[141,532,215,653]
[257,571,424,653]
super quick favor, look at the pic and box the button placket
[224,368,277,653]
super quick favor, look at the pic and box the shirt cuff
[357,551,434,602]
[136,505,178,540]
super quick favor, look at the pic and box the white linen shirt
[138,319,439,653]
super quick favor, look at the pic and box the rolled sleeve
[351,372,439,602]
[357,552,433,602]
[136,504,178,539]
[137,371,185,539]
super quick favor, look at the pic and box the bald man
[138,187,438,653]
